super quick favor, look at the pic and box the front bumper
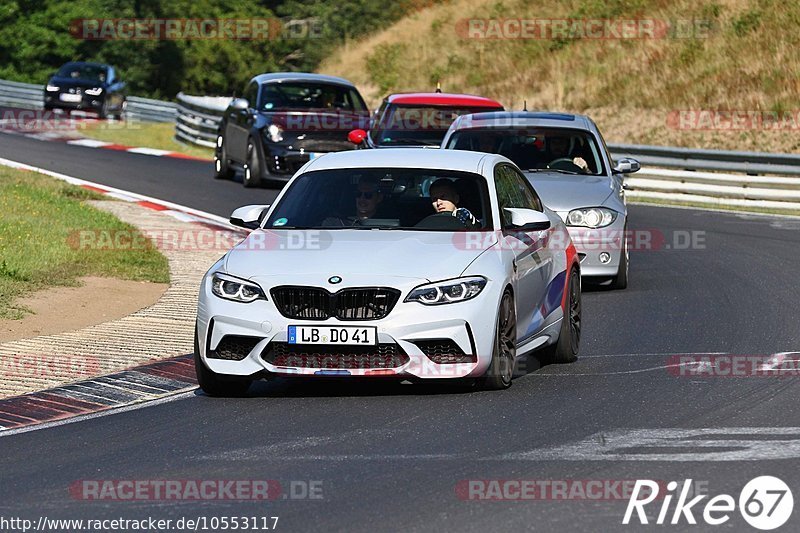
[262,142,352,178]
[560,215,626,278]
[196,274,502,380]
[44,92,104,112]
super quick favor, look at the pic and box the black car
[214,73,370,188]
[44,61,127,119]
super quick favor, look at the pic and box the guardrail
[0,78,177,122]
[174,93,231,148]
[609,143,800,177]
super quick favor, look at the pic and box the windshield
[258,82,367,112]
[56,63,108,83]
[445,127,606,175]
[373,105,503,146]
[265,168,493,231]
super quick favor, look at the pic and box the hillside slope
[320,0,800,152]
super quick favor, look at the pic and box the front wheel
[97,99,109,119]
[194,329,252,397]
[542,267,581,364]
[478,290,517,390]
[214,135,236,180]
[242,139,263,188]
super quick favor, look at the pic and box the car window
[258,82,366,112]
[265,168,493,231]
[494,164,541,227]
[447,127,606,175]
[56,63,108,83]
[373,105,503,147]
[243,82,259,108]
[508,167,543,211]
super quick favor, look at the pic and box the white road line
[67,139,112,148]
[582,352,729,359]
[0,156,236,229]
[126,147,173,156]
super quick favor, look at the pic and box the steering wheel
[415,212,468,229]
[547,158,583,173]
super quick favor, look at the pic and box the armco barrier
[0,78,176,122]
[174,93,231,148]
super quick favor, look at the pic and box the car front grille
[262,342,409,369]
[270,286,401,321]
[414,339,476,364]
[209,335,262,361]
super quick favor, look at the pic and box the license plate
[59,93,82,103]
[308,152,320,160]
[288,325,377,346]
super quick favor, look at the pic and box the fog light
[599,252,611,264]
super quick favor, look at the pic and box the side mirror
[230,204,270,230]
[348,129,367,145]
[230,98,250,112]
[613,157,640,174]
[503,208,551,231]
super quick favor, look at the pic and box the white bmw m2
[195,149,581,395]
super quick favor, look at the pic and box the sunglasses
[355,191,376,199]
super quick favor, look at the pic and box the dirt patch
[0,276,168,342]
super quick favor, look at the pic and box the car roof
[251,72,357,87]
[303,148,509,174]
[449,111,596,132]
[386,93,504,108]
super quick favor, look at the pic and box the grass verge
[0,166,170,319]
[80,120,213,160]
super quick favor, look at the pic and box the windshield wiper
[526,168,581,175]
[382,138,440,146]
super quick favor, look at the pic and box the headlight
[85,87,103,96]
[266,124,283,143]
[566,207,618,228]
[211,273,266,303]
[405,276,487,305]
[46,85,59,92]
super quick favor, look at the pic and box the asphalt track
[1,129,800,532]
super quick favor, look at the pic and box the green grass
[0,167,170,319]
[80,121,213,160]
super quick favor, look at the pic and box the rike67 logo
[624,476,793,530]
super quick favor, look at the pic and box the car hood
[223,229,497,284]
[523,172,615,212]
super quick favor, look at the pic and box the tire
[213,135,236,180]
[542,267,581,364]
[243,139,263,188]
[97,99,109,119]
[478,290,516,390]
[610,229,629,290]
[112,99,126,121]
[194,329,252,397]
